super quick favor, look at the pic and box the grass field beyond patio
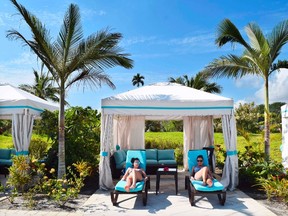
[146,132,282,163]
[0,132,283,163]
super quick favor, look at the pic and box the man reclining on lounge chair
[121,157,147,192]
[190,155,213,187]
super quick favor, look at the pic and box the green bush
[29,138,50,160]
[39,107,101,172]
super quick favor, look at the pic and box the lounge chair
[185,149,226,206]
[110,150,150,206]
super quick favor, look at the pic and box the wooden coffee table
[156,167,178,195]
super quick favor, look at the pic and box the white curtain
[282,114,288,168]
[113,116,145,150]
[221,113,239,191]
[183,116,214,170]
[12,110,34,155]
[99,114,114,190]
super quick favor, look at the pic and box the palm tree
[19,64,60,103]
[168,72,222,94]
[132,73,145,87]
[8,0,133,178]
[204,18,288,159]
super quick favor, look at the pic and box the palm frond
[205,54,255,79]
[66,68,115,90]
[216,19,250,50]
[268,20,288,61]
[245,22,270,55]
[7,0,56,74]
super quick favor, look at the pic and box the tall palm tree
[204,18,288,159]
[19,64,60,103]
[8,0,133,178]
[132,73,145,87]
[168,72,222,94]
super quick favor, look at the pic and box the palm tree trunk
[264,77,270,160]
[57,84,66,178]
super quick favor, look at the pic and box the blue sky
[1,0,288,110]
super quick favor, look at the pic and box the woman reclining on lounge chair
[121,157,147,192]
[190,155,213,187]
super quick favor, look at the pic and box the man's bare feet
[130,184,136,189]
[207,178,213,187]
[125,185,130,192]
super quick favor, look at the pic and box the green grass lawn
[0,134,52,149]
[2,131,282,163]
[146,132,282,163]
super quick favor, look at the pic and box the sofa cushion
[146,159,158,165]
[158,149,175,160]
[0,149,11,160]
[0,159,13,166]
[10,149,16,157]
[114,150,126,169]
[158,160,177,165]
[146,149,157,160]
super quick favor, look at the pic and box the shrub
[29,138,50,160]
[256,174,288,203]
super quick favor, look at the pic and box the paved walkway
[0,171,277,216]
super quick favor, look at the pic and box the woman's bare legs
[125,176,133,192]
[194,166,213,187]
[130,169,143,189]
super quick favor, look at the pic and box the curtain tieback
[226,150,237,156]
[101,151,108,157]
[16,151,29,156]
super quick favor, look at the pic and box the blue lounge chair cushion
[126,150,146,170]
[190,179,224,192]
[187,150,209,171]
[115,180,145,192]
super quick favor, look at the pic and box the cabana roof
[102,82,234,118]
[0,84,58,119]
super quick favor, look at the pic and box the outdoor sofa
[110,149,177,179]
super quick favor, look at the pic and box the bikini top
[193,166,203,173]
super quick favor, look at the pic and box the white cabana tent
[100,82,238,191]
[0,84,58,155]
[281,104,288,168]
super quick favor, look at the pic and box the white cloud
[255,69,288,103]
[0,52,38,86]
[121,36,157,46]
[81,9,106,17]
[235,75,262,88]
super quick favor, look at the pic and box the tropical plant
[235,102,260,135]
[7,0,133,178]
[38,107,101,170]
[132,73,145,87]
[168,72,222,93]
[204,18,288,159]
[19,64,60,103]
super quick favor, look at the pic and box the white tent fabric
[12,111,34,155]
[99,114,114,190]
[100,82,238,191]
[221,114,238,190]
[281,104,288,168]
[0,84,58,154]
[0,84,58,119]
[183,116,214,170]
[113,116,145,149]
